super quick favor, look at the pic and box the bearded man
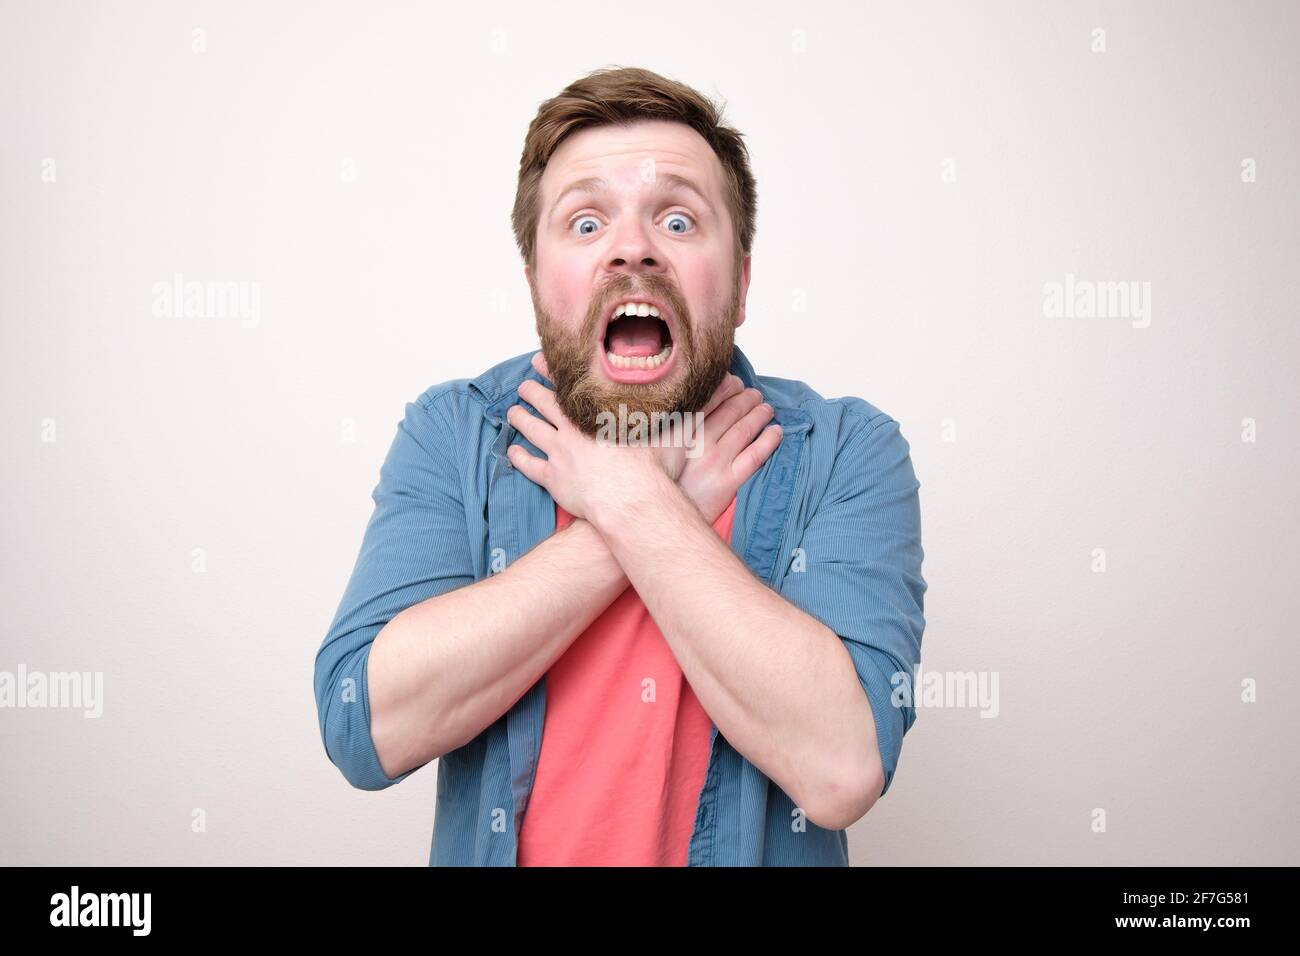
[314,66,927,867]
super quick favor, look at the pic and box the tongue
[607,315,664,357]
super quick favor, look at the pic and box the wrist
[587,464,684,535]
[561,515,630,588]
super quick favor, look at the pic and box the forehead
[541,119,724,203]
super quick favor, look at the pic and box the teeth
[612,302,662,319]
[606,301,672,371]
[606,343,673,370]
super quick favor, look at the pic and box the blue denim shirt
[314,344,926,865]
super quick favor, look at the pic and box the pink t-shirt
[516,496,738,866]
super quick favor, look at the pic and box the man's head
[511,67,758,435]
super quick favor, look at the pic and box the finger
[505,442,549,485]
[716,399,775,461]
[531,351,551,380]
[730,423,783,485]
[506,401,556,452]
[706,388,765,445]
[699,373,744,419]
[708,373,745,414]
[517,378,566,429]
[683,385,758,459]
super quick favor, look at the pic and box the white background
[1,0,1297,864]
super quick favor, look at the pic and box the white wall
[1,0,1296,865]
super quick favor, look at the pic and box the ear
[734,254,752,329]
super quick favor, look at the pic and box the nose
[602,214,668,279]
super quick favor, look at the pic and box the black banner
[1,866,1286,940]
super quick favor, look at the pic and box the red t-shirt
[516,497,738,866]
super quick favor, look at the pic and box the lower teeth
[607,344,672,370]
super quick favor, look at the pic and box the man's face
[525,119,751,436]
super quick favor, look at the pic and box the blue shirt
[313,344,927,865]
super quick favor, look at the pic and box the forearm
[590,470,880,828]
[368,516,627,778]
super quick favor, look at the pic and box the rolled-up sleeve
[777,412,926,798]
[313,391,477,790]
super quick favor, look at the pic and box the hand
[506,358,675,523]
[529,351,723,485]
[522,353,783,525]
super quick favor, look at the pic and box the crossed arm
[358,364,779,785]
[505,366,883,830]
[336,356,915,831]
[586,466,883,830]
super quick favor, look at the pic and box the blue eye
[663,213,694,234]
[569,213,695,236]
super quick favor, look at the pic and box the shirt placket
[484,379,556,866]
[686,407,812,866]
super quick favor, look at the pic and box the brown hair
[511,66,758,272]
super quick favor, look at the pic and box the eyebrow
[548,172,714,221]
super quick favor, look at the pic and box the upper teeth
[606,301,672,370]
[613,302,661,319]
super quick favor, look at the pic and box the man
[313,66,927,866]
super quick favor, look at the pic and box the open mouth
[599,298,677,382]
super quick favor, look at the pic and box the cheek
[539,273,590,327]
[680,267,729,320]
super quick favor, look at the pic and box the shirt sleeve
[313,392,477,790]
[776,412,927,798]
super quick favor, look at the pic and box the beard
[532,271,739,437]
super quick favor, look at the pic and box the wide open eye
[571,215,602,236]
[663,212,695,234]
